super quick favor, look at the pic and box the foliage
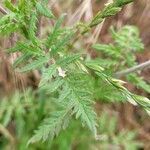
[0,0,149,146]
[92,26,150,94]
[0,91,142,150]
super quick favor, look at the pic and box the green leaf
[41,77,64,93]
[127,74,150,93]
[57,54,81,67]
[39,64,57,87]
[36,2,55,18]
[9,42,42,55]
[46,14,66,48]
[13,52,32,67]
[0,21,18,36]
[114,0,133,7]
[28,109,72,144]
[63,73,98,137]
[101,5,121,18]
[28,11,39,45]
[110,26,144,51]
[4,0,18,12]
[92,44,122,59]
[51,29,74,54]
[18,56,48,72]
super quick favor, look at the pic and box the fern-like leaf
[92,44,122,59]
[127,74,150,93]
[4,0,18,12]
[39,54,80,87]
[36,2,55,19]
[28,11,39,45]
[28,109,72,144]
[62,73,98,137]
[18,56,49,72]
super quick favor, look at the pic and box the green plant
[49,112,142,150]
[0,91,142,150]
[0,0,149,146]
[0,90,50,149]
[92,26,150,102]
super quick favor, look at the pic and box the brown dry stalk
[115,60,150,77]
[0,124,15,146]
[0,4,8,15]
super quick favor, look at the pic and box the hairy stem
[115,60,150,77]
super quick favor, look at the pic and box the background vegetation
[0,0,150,150]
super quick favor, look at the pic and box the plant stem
[0,4,8,15]
[0,124,15,146]
[115,60,150,77]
